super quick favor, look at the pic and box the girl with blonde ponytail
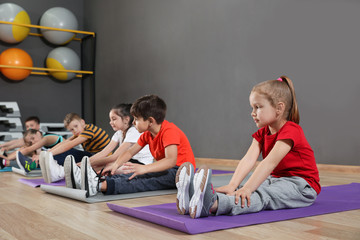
[176,75,321,219]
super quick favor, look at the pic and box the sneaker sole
[44,152,54,183]
[175,162,193,215]
[15,151,25,172]
[39,152,48,182]
[64,156,75,188]
[81,157,90,198]
[189,167,210,219]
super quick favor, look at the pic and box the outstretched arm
[0,138,25,152]
[106,143,143,175]
[122,144,177,180]
[235,139,292,207]
[49,136,87,156]
[90,141,133,167]
[215,139,261,194]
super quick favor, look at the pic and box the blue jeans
[53,148,93,166]
[105,166,179,195]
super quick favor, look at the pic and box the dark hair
[111,104,133,136]
[130,95,167,124]
[251,75,300,124]
[25,116,40,124]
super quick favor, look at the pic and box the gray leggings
[216,176,318,216]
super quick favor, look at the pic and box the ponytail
[278,75,300,124]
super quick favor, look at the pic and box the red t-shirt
[137,120,196,168]
[252,121,321,194]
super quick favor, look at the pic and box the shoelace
[96,168,106,191]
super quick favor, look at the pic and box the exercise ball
[0,3,31,43]
[0,48,33,81]
[46,47,80,81]
[40,7,78,45]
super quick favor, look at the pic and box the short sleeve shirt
[79,124,110,153]
[111,127,153,165]
[137,120,195,168]
[252,121,321,194]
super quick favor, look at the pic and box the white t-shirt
[111,126,153,165]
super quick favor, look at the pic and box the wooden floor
[1,159,359,240]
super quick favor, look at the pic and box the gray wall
[85,0,360,166]
[0,0,84,124]
[2,0,358,166]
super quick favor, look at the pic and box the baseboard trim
[195,157,360,173]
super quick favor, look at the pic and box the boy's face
[66,119,86,136]
[132,116,150,133]
[25,120,40,130]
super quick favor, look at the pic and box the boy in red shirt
[65,95,196,197]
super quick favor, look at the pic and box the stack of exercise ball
[0,3,32,81]
[0,4,80,82]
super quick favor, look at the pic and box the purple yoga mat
[19,178,66,188]
[107,183,360,234]
[210,169,233,174]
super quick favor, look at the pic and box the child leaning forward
[176,75,320,218]
[64,95,196,197]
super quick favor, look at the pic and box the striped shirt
[79,124,110,153]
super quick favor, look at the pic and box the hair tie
[277,77,283,82]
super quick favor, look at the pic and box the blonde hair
[63,113,82,128]
[251,75,299,124]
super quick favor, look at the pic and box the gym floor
[0,159,359,239]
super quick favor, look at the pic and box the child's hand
[122,162,146,180]
[234,187,252,208]
[102,165,113,176]
[32,155,40,165]
[215,184,237,195]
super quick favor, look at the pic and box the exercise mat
[107,182,360,234]
[40,175,233,203]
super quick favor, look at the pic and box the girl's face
[24,132,42,146]
[249,92,278,129]
[109,110,128,131]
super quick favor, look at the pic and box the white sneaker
[176,162,195,215]
[64,155,81,189]
[44,151,64,183]
[81,156,99,197]
[39,151,48,181]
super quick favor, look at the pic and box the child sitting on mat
[65,94,196,197]
[2,129,63,172]
[176,75,320,218]
[64,103,153,189]
[0,116,41,169]
[40,113,110,183]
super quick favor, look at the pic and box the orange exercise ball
[0,48,33,81]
